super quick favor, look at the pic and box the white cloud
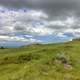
[28,26,54,36]
[49,21,65,26]
[0,6,80,43]
[48,17,75,27]
[0,35,41,43]
[24,35,33,38]
[57,33,67,38]
[29,10,48,19]
[64,17,74,26]
[0,6,51,38]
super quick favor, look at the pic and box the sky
[0,0,80,47]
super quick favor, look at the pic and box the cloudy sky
[0,0,80,47]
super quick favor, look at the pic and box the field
[0,40,80,80]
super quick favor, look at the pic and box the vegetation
[0,40,80,80]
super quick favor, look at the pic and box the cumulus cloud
[0,6,49,43]
[0,35,42,43]
[0,6,80,42]
[0,6,48,33]
[0,0,80,45]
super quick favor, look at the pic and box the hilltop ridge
[0,40,80,80]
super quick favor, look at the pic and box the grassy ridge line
[0,40,80,80]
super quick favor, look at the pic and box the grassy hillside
[0,40,80,80]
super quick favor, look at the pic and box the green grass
[0,40,80,80]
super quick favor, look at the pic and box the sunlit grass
[0,40,80,80]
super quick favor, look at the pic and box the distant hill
[0,40,80,80]
[72,38,80,41]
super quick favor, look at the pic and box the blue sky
[0,0,80,47]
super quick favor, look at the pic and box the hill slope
[0,40,80,80]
